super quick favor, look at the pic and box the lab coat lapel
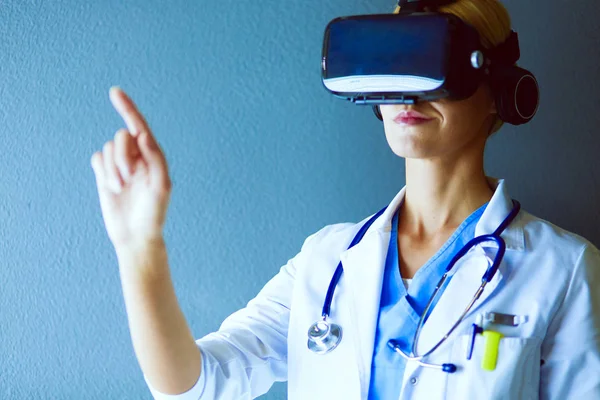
[340,230,387,398]
[415,178,524,355]
[338,188,406,398]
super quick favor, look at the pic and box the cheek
[441,107,471,133]
[441,112,484,143]
[436,93,493,135]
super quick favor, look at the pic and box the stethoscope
[307,200,521,374]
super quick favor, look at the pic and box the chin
[383,123,441,159]
[387,138,440,159]
[389,146,439,160]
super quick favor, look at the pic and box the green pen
[481,330,504,371]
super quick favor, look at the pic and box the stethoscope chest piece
[307,319,343,354]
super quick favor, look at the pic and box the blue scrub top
[367,202,488,399]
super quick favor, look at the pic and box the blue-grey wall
[1,0,599,399]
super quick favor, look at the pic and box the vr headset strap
[486,31,521,65]
[397,0,457,14]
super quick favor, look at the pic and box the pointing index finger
[109,86,151,137]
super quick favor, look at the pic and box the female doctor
[91,0,600,399]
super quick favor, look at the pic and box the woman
[90,0,600,399]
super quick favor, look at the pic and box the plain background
[1,0,599,398]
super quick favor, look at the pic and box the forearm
[116,239,201,395]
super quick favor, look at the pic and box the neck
[399,155,493,239]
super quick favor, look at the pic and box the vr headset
[321,0,539,125]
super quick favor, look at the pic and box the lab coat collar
[474,177,525,251]
[368,176,525,251]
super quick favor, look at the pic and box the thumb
[138,131,170,192]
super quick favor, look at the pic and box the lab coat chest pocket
[446,334,541,400]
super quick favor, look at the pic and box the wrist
[115,237,170,279]
[114,236,166,257]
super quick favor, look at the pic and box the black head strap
[397,0,457,14]
[486,31,521,65]
[397,1,521,66]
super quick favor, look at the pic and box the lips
[393,110,434,125]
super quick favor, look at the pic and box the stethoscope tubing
[321,207,387,319]
[404,200,520,361]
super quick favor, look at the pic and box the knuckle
[114,128,128,141]
[113,157,125,170]
[116,157,131,172]
[103,141,114,154]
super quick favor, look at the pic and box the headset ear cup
[493,66,539,125]
[373,105,383,121]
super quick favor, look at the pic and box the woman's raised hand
[91,87,172,250]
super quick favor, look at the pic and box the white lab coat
[146,178,600,400]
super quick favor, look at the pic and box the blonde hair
[394,0,512,134]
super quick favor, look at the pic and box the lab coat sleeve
[143,225,343,400]
[539,241,600,399]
